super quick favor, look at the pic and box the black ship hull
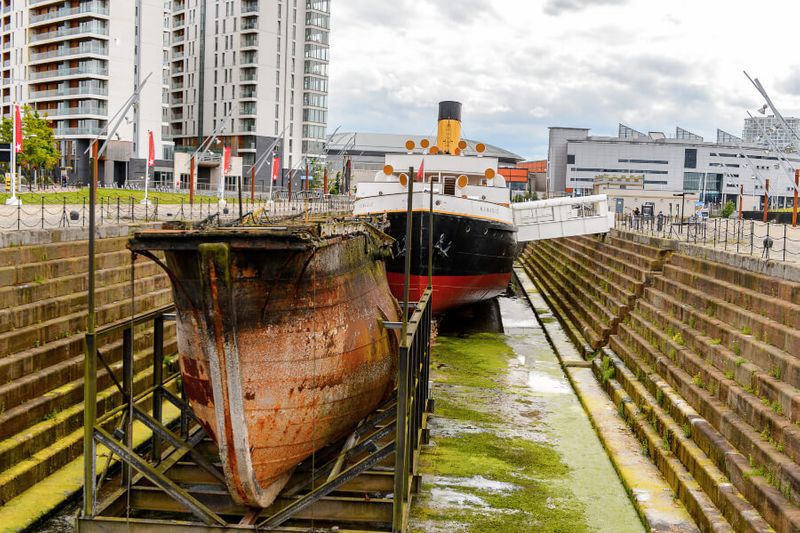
[385,211,516,313]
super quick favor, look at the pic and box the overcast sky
[327,0,800,160]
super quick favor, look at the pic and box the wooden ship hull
[129,219,400,508]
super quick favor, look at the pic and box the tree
[721,200,735,218]
[0,106,60,188]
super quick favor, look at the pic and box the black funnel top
[438,101,462,122]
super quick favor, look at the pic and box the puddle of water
[428,487,489,510]
[527,371,571,394]
[434,475,520,494]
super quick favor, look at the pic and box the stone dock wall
[520,229,800,532]
[0,225,174,521]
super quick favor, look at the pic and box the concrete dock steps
[0,319,176,421]
[604,332,771,532]
[0,236,129,269]
[0,286,172,358]
[0,353,167,506]
[662,257,800,335]
[0,248,134,288]
[522,234,660,349]
[521,244,611,348]
[0,260,161,309]
[0,270,168,334]
[520,229,800,531]
[0,233,175,509]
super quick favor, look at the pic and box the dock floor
[409,268,695,531]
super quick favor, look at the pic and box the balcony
[240,88,257,99]
[30,64,108,80]
[50,104,107,117]
[2,23,10,33]
[53,126,104,136]
[240,69,257,82]
[172,32,185,44]
[30,22,109,43]
[30,42,108,62]
[172,0,185,12]
[241,35,258,48]
[30,3,109,25]
[241,52,257,65]
[171,80,184,90]
[240,103,256,116]
[242,2,259,14]
[241,18,258,31]
[30,85,108,99]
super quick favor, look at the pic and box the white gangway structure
[512,194,615,242]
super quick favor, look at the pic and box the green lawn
[0,188,257,205]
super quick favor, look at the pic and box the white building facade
[742,115,800,150]
[169,0,329,189]
[1,0,169,185]
[549,125,800,211]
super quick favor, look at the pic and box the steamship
[353,101,517,313]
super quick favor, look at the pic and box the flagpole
[141,137,150,206]
[141,130,153,205]
[6,103,20,206]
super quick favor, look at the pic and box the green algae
[432,333,513,388]
[434,396,502,425]
[412,329,591,532]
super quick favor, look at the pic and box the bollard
[713,219,717,248]
[82,198,86,228]
[41,197,45,229]
[784,224,787,262]
[750,220,754,255]
[117,197,120,225]
[724,219,728,251]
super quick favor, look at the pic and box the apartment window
[683,172,703,192]
[684,148,697,169]
[276,70,280,84]
[567,154,575,164]
[275,104,279,119]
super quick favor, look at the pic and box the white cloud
[543,0,627,16]
[328,0,800,159]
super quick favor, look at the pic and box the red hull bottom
[387,272,512,314]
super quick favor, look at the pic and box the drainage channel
[408,268,685,531]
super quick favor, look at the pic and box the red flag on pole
[147,130,155,167]
[271,157,280,182]
[14,104,23,153]
[223,147,232,175]
[416,158,425,182]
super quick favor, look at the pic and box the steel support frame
[82,304,200,522]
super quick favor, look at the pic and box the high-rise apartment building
[2,0,328,188]
[1,0,170,184]
[169,0,329,186]
[742,115,800,150]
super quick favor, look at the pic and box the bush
[722,200,735,218]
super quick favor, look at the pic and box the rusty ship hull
[129,220,400,508]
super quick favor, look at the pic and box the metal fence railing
[0,194,353,231]
[617,213,800,262]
